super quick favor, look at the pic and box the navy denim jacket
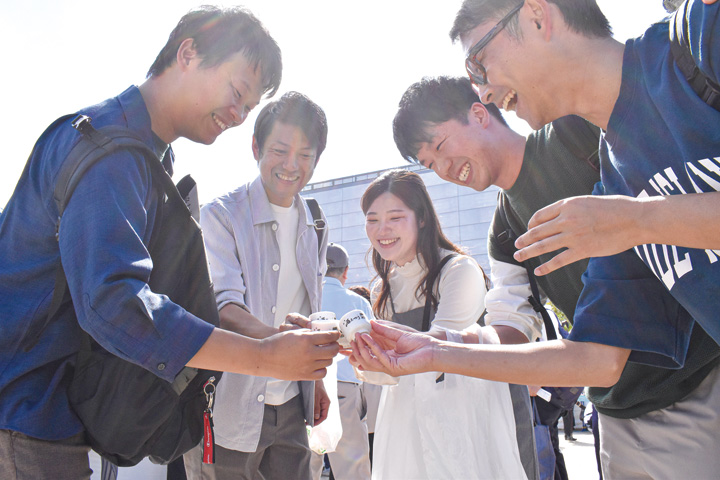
[0,86,214,440]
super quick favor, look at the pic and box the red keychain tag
[202,377,216,464]
[203,409,215,464]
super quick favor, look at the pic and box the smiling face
[254,121,318,207]
[460,4,558,130]
[178,48,264,145]
[415,106,502,192]
[365,192,420,267]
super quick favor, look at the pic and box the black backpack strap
[669,0,720,111]
[305,197,326,255]
[493,193,558,341]
[551,115,601,172]
[23,115,165,352]
[421,253,458,332]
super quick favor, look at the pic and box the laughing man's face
[461,7,559,130]
[254,122,318,207]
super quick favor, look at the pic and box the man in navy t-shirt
[349,2,720,479]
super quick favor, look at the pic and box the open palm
[350,321,437,376]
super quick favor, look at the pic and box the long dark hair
[361,169,463,319]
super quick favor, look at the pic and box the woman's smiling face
[365,192,420,267]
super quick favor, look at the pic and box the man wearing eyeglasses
[390,72,720,479]
[453,1,720,477]
[350,1,720,479]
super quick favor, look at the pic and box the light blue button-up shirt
[200,176,327,452]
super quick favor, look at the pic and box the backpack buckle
[71,115,93,135]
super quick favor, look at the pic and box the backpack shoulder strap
[305,197,326,255]
[493,192,521,260]
[53,115,167,219]
[550,115,601,172]
[669,0,720,111]
[23,115,166,352]
[492,193,559,340]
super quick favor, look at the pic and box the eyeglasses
[465,2,524,88]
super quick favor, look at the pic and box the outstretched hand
[513,195,639,275]
[349,321,436,377]
[261,329,340,381]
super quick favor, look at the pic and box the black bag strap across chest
[493,195,559,341]
[23,115,163,351]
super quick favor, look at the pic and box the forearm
[634,193,720,249]
[220,303,278,339]
[432,339,629,388]
[432,325,526,345]
[186,328,268,376]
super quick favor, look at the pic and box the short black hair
[253,91,328,162]
[450,0,612,44]
[393,76,507,163]
[326,266,347,278]
[147,5,282,98]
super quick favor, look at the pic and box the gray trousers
[0,430,91,480]
[184,394,312,480]
[600,363,720,480]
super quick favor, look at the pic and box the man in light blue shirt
[320,243,380,480]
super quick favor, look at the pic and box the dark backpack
[670,0,720,111]
[23,114,222,467]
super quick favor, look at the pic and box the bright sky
[1,0,668,207]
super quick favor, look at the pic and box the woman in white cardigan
[360,169,526,480]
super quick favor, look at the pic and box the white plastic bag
[308,355,343,454]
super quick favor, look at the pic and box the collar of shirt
[116,86,175,176]
[323,276,343,289]
[248,176,315,229]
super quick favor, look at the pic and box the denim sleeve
[569,250,693,369]
[58,150,214,383]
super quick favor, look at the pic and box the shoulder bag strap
[23,115,165,352]
[669,0,720,111]
[494,193,558,340]
[305,197,326,255]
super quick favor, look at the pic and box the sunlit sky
[1,0,668,207]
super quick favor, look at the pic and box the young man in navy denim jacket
[0,7,338,478]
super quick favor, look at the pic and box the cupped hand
[349,321,436,377]
[365,320,418,350]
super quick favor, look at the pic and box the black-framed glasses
[465,2,524,88]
